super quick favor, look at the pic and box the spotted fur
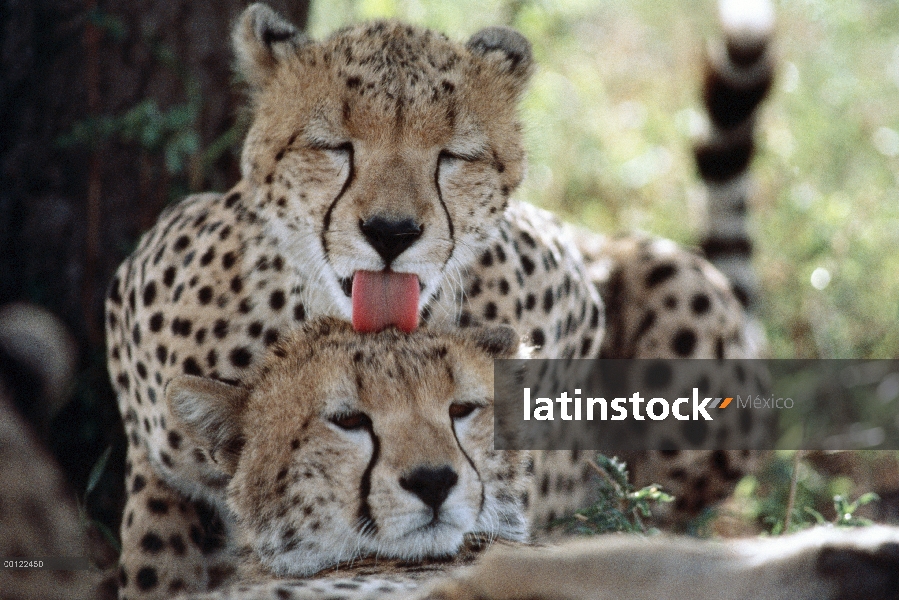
[106,4,766,597]
[165,319,527,581]
[4,311,899,600]
[163,322,899,600]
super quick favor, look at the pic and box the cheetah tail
[0,303,77,438]
[695,0,775,311]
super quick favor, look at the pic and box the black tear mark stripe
[320,143,357,256]
[433,157,456,260]
[450,419,484,518]
[357,420,381,535]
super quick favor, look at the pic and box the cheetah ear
[466,27,533,91]
[233,3,307,91]
[166,376,248,475]
[464,325,522,359]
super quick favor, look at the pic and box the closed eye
[439,149,483,163]
[329,411,371,430]
[449,402,481,420]
[309,140,353,154]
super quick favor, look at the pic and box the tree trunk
[0,0,310,535]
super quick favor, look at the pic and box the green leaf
[803,506,827,525]
[93,521,122,554]
[85,446,112,497]
[855,492,880,506]
[165,105,196,130]
[87,8,127,40]
[769,519,784,535]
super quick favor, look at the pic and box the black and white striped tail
[696,0,775,311]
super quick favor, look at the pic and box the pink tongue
[352,271,420,333]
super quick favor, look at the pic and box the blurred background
[2,0,898,543]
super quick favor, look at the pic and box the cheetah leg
[428,526,899,600]
[119,447,234,599]
[163,527,899,599]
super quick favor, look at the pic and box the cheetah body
[164,320,899,600]
[6,316,899,600]
[165,319,530,580]
[106,5,754,597]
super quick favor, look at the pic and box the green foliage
[78,446,121,556]
[768,493,880,535]
[735,452,883,535]
[84,445,112,498]
[555,454,673,534]
[57,25,205,177]
[58,99,201,175]
[87,8,126,41]
[830,492,880,526]
[57,14,245,196]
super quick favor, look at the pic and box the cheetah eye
[310,141,353,155]
[329,411,371,431]
[449,403,480,420]
[439,149,481,163]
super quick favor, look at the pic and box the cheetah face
[167,319,530,576]
[234,5,532,330]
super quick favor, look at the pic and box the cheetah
[165,318,530,581]
[163,319,899,600]
[4,316,899,600]
[105,3,773,597]
[0,304,116,600]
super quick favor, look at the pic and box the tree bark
[0,0,310,533]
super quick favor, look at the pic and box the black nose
[359,217,422,265]
[399,465,458,512]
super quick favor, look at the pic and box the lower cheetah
[163,319,899,600]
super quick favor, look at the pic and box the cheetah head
[166,318,530,576]
[234,4,532,331]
